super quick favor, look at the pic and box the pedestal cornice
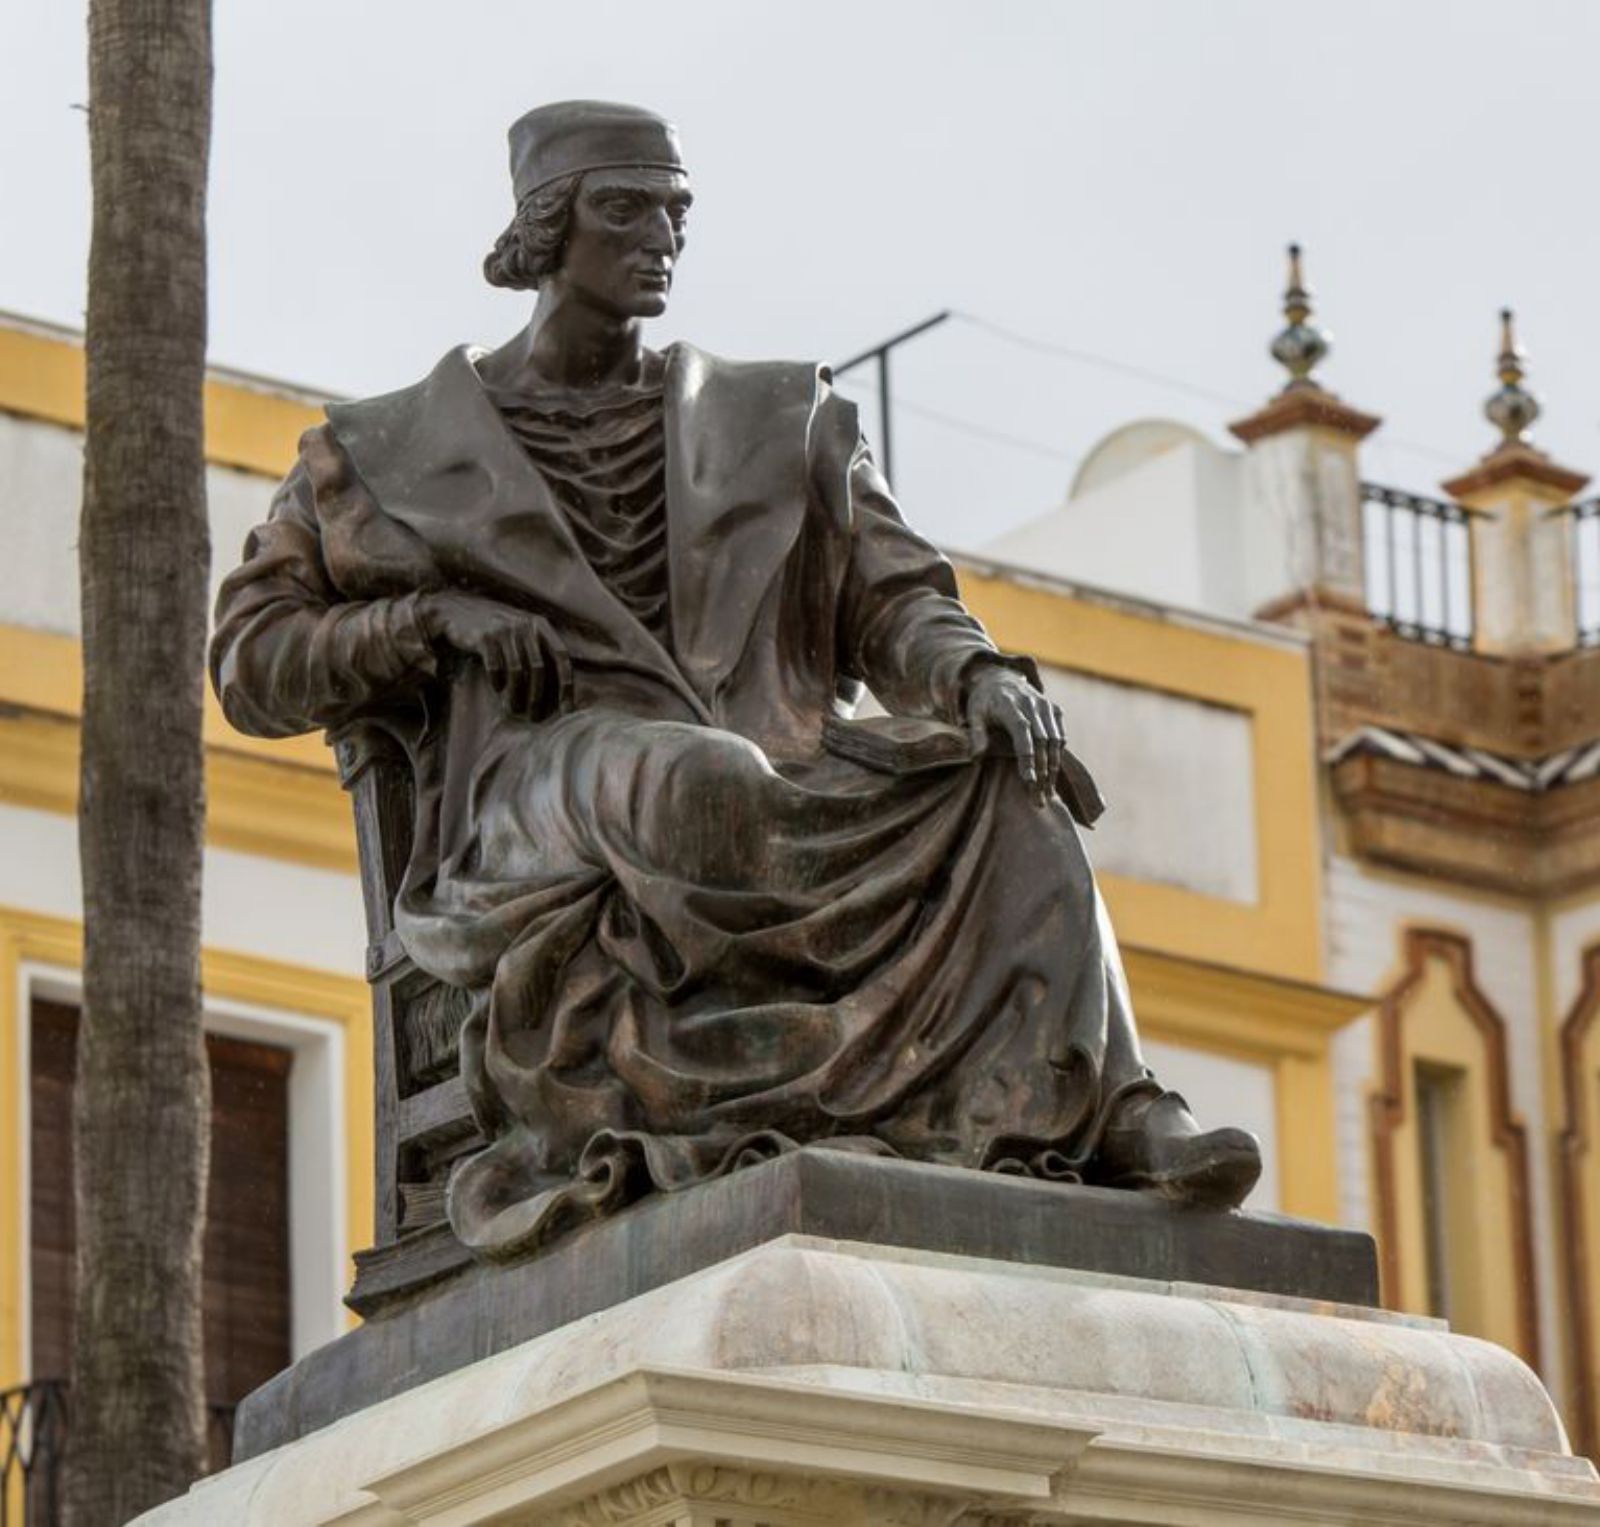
[239,1150,1378,1461]
[135,1237,1599,1527]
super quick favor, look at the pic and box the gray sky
[7,0,1600,548]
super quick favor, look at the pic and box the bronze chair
[330,721,480,1311]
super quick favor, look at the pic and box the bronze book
[822,715,1105,827]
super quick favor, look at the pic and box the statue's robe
[211,343,1154,1256]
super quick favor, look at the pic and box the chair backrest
[330,722,481,1258]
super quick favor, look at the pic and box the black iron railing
[0,1382,65,1527]
[0,1383,235,1525]
[1360,483,1475,650]
[1571,498,1600,647]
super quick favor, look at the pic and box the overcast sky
[7,0,1600,549]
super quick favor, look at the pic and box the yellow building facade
[0,277,1594,1486]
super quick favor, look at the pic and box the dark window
[1414,1059,1469,1321]
[28,998,293,1462]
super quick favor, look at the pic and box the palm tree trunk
[65,0,214,1520]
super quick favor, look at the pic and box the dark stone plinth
[234,1149,1378,1462]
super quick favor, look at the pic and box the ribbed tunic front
[489,380,670,645]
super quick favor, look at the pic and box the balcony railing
[1,1382,234,1525]
[1572,498,1600,647]
[1360,483,1475,650]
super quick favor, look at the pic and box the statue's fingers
[504,628,531,712]
[1028,699,1054,805]
[501,634,522,699]
[509,635,542,715]
[1015,696,1046,804]
[1001,707,1037,792]
[540,623,573,711]
[966,708,988,756]
[481,633,508,692]
[498,632,522,707]
[1041,701,1065,796]
[521,643,546,716]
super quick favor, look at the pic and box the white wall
[0,412,81,635]
[1142,1037,1280,1213]
[1040,666,1258,904]
[0,801,364,978]
[985,441,1207,610]
[983,437,1250,621]
[0,411,281,636]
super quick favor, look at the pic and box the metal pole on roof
[834,310,951,485]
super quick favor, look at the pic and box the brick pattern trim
[1331,754,1600,898]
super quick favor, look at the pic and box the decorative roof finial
[1229,242,1381,446]
[1484,307,1541,446]
[1269,243,1331,391]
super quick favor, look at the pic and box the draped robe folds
[210,342,1156,1258]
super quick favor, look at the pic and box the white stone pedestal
[137,1236,1600,1525]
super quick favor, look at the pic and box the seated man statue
[211,100,1261,1258]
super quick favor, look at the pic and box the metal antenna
[833,311,951,485]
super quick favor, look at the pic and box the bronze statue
[211,101,1261,1260]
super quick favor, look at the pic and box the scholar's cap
[508,100,684,202]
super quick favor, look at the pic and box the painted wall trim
[0,622,353,873]
[0,622,333,772]
[0,315,322,479]
[0,709,354,874]
[1557,941,1600,1460]
[1369,927,1541,1362]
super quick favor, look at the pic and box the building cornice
[0,313,325,479]
[0,623,351,874]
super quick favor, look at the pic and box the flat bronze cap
[508,100,684,202]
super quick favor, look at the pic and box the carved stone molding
[523,1463,1022,1527]
[527,1462,849,1525]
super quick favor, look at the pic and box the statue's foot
[1097,1089,1261,1209]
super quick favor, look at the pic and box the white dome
[1067,418,1217,502]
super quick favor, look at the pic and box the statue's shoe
[1097,1089,1262,1209]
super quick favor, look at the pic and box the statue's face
[559,168,692,319]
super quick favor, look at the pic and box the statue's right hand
[416,591,571,717]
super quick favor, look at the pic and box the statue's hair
[482,171,584,291]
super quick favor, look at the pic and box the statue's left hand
[964,667,1066,807]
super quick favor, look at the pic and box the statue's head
[484,101,691,319]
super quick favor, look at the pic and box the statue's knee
[641,727,775,870]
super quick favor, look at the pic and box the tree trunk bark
[65,0,214,1521]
